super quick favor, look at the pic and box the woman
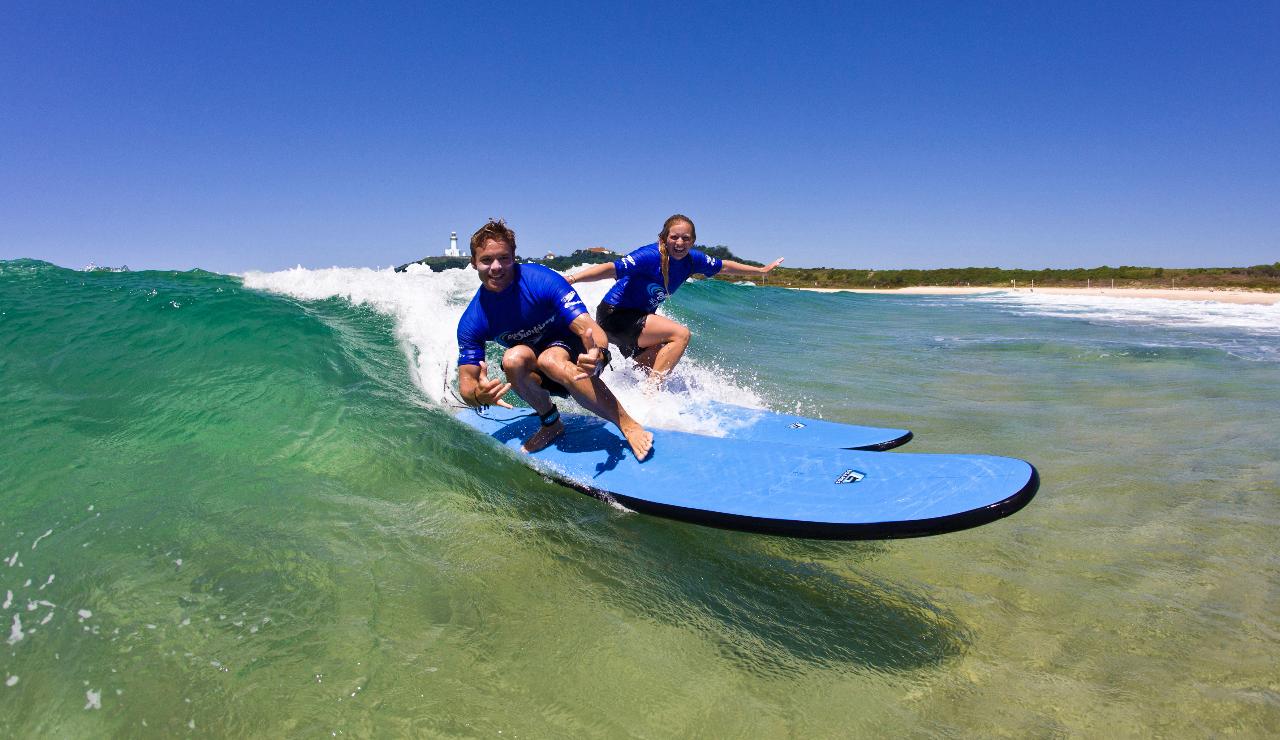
[565,214,783,386]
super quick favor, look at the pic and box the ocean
[2,257,1278,736]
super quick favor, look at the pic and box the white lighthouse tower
[444,231,460,257]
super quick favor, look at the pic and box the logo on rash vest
[834,469,865,484]
[498,315,556,346]
[646,282,669,309]
[620,255,636,270]
[560,291,584,310]
[788,422,806,429]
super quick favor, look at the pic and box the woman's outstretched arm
[564,262,618,285]
[719,257,784,276]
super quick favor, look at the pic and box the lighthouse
[445,231,460,257]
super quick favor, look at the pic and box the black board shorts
[595,303,650,359]
[516,334,586,398]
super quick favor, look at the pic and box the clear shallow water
[2,258,1277,736]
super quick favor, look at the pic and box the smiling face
[661,219,695,260]
[473,237,516,292]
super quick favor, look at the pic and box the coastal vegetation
[758,262,1280,291]
[397,248,1280,292]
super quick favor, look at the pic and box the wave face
[2,259,1278,736]
[241,263,775,436]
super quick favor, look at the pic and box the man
[456,219,654,460]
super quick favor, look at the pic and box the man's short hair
[469,219,517,262]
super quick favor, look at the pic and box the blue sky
[2,1,1277,273]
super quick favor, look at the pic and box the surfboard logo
[788,422,806,429]
[835,469,865,484]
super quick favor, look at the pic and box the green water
[2,259,1277,736]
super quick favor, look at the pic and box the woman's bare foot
[522,419,564,453]
[618,417,654,461]
[641,370,667,397]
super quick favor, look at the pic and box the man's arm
[564,262,617,286]
[719,257,784,276]
[458,361,513,408]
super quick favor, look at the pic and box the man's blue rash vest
[457,263,588,366]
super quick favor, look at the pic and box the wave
[968,290,1280,335]
[242,264,771,436]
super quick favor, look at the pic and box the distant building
[584,247,615,255]
[444,231,460,257]
[544,252,555,259]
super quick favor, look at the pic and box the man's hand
[473,360,513,408]
[762,257,785,273]
[573,347,602,381]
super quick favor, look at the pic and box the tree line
[756,262,1280,290]
[397,247,1280,291]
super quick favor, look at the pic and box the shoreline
[786,285,1280,306]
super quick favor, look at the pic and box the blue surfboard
[456,407,1038,539]
[696,401,912,451]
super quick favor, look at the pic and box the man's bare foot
[618,417,654,461]
[522,419,564,453]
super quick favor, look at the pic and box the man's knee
[673,324,691,345]
[536,350,567,376]
[502,346,537,374]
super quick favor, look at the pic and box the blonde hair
[657,214,696,292]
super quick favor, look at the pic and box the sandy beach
[791,285,1280,306]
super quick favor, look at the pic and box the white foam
[7,614,23,644]
[245,264,478,403]
[972,291,1280,335]
[243,263,766,433]
[84,689,101,710]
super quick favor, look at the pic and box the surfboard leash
[438,358,539,423]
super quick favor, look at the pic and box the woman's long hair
[657,214,696,293]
